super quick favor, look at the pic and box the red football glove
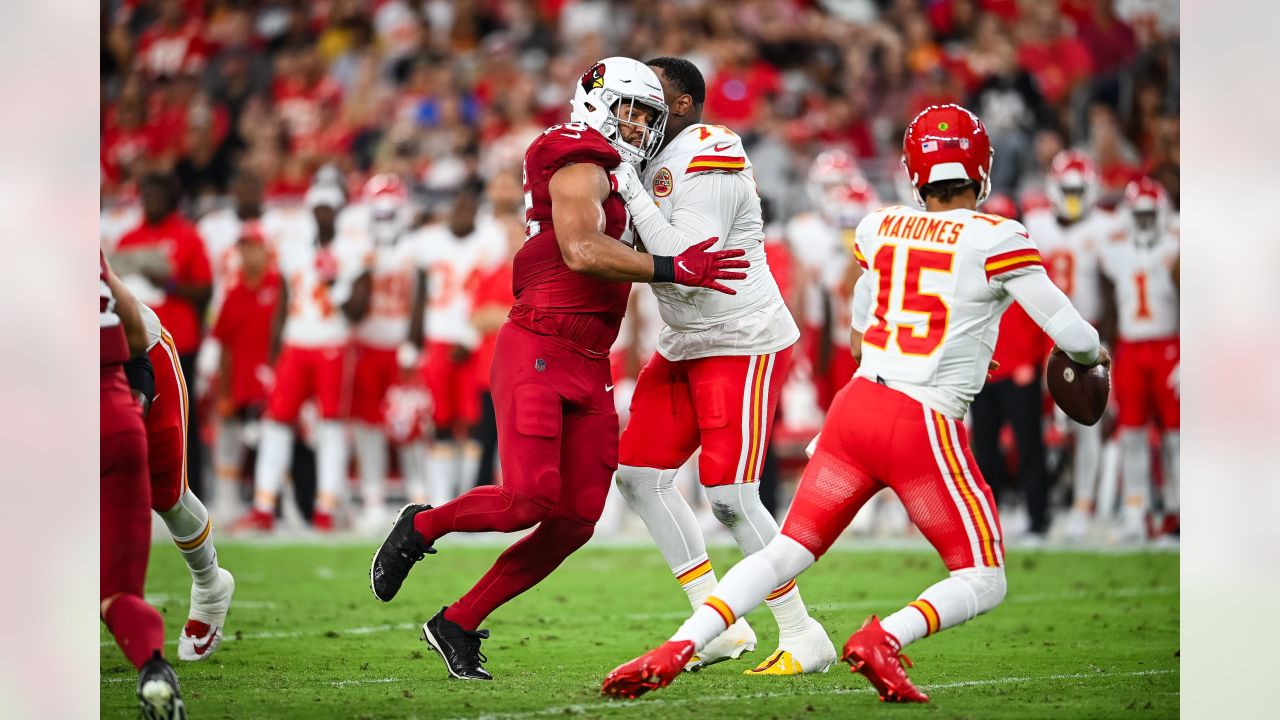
[660,237,749,295]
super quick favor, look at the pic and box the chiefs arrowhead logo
[581,63,606,92]
[652,167,673,197]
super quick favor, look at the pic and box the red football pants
[619,347,791,486]
[351,343,398,425]
[101,365,166,668]
[782,378,1005,571]
[414,322,617,629]
[145,329,190,511]
[1113,337,1179,429]
[266,344,352,423]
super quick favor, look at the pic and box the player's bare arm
[407,268,427,349]
[341,271,373,323]
[105,263,149,358]
[551,163,748,293]
[269,281,288,364]
[550,162,662,282]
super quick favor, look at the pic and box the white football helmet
[569,57,669,165]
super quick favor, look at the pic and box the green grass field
[101,540,1178,719]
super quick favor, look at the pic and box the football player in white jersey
[233,183,373,533]
[1023,151,1120,540]
[343,174,428,531]
[607,56,836,676]
[787,149,879,411]
[1099,177,1179,542]
[407,186,504,506]
[603,104,1109,703]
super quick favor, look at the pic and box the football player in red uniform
[101,253,186,719]
[369,57,749,681]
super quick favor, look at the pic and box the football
[1046,351,1110,426]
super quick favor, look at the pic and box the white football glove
[608,162,649,208]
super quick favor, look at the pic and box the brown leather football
[1046,351,1110,426]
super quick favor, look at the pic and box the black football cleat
[370,503,435,602]
[421,607,493,680]
[137,651,188,720]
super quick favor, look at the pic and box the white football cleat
[685,616,756,671]
[178,568,235,661]
[744,617,836,675]
[1062,508,1091,543]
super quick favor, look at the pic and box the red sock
[103,594,166,670]
[414,486,548,545]
[445,515,595,631]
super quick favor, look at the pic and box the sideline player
[602,104,1109,703]
[346,174,422,530]
[369,57,749,681]
[101,253,186,718]
[1023,151,1117,540]
[1099,177,1179,542]
[607,56,836,675]
[235,183,372,532]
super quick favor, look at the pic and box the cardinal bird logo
[581,63,606,92]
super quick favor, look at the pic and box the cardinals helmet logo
[581,63,606,92]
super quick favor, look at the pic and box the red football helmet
[901,104,993,207]
[361,173,411,243]
[807,149,878,225]
[1123,176,1170,244]
[1046,150,1098,222]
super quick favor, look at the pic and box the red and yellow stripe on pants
[909,599,941,636]
[733,353,776,484]
[149,329,192,504]
[928,409,1002,567]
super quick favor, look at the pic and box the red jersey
[212,273,281,408]
[512,123,630,355]
[116,213,213,354]
[988,303,1050,383]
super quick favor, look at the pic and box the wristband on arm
[651,255,675,284]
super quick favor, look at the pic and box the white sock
[427,442,458,505]
[671,536,814,652]
[159,489,221,589]
[1072,420,1102,511]
[1097,438,1122,519]
[880,566,1007,648]
[1161,430,1180,514]
[1119,429,1151,528]
[352,422,388,510]
[314,420,349,513]
[253,420,293,512]
[615,465,714,608]
[398,440,429,503]
[704,483,812,637]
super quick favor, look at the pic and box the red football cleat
[601,640,695,699]
[841,616,929,703]
[230,508,274,534]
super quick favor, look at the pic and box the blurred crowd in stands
[101,0,1180,545]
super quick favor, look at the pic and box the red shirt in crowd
[136,18,208,78]
[705,62,781,127]
[116,212,213,355]
[212,272,281,409]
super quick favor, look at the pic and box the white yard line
[442,668,1178,720]
[100,622,420,648]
